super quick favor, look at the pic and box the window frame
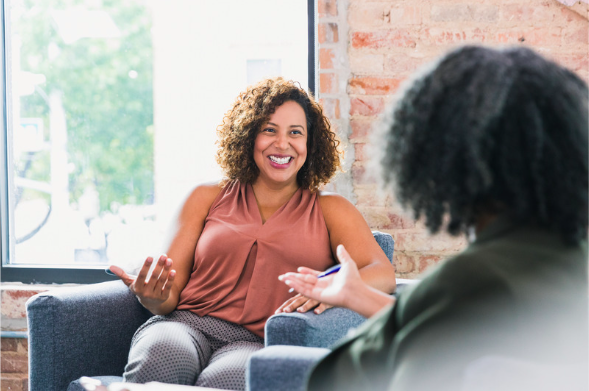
[1,0,317,284]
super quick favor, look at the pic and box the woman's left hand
[275,293,333,315]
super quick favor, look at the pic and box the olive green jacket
[308,217,588,391]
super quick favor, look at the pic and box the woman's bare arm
[110,182,222,315]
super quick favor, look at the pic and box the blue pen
[317,264,342,278]
[288,264,341,293]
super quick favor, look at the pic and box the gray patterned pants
[123,311,264,390]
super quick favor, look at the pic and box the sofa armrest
[265,279,417,348]
[247,345,330,391]
[26,280,152,391]
[264,307,366,348]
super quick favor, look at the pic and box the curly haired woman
[108,78,396,390]
[282,46,588,390]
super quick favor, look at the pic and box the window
[1,0,316,283]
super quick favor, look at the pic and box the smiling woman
[102,77,397,390]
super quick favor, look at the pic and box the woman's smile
[268,154,293,167]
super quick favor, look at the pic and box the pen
[288,264,341,293]
[317,264,342,278]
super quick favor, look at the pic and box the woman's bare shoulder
[180,180,225,218]
[317,191,355,213]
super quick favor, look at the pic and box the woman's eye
[291,130,303,135]
[263,128,275,133]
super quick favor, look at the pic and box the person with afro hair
[281,45,588,391]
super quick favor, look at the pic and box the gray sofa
[26,232,395,391]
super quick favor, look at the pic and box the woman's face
[253,100,308,188]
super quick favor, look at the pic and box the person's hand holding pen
[274,264,342,315]
[287,263,342,293]
[279,245,362,310]
[279,245,396,318]
[107,255,177,313]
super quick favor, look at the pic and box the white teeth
[270,156,291,165]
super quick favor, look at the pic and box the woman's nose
[274,133,289,150]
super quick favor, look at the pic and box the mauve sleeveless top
[176,180,334,337]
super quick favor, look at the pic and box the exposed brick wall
[318,0,588,278]
[1,286,49,391]
[1,339,29,391]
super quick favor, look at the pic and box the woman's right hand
[109,254,177,311]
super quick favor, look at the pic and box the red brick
[361,209,415,230]
[394,231,467,252]
[553,54,589,77]
[424,28,487,45]
[1,339,18,352]
[532,28,564,45]
[320,98,340,120]
[349,4,422,29]
[385,55,430,74]
[349,53,384,74]
[565,26,589,45]
[496,30,527,44]
[355,185,386,207]
[354,185,402,209]
[349,77,403,95]
[359,206,392,229]
[318,0,337,17]
[348,3,389,29]
[350,119,374,142]
[430,4,499,23]
[386,212,415,229]
[1,339,27,354]
[354,143,367,161]
[350,97,385,116]
[318,23,338,44]
[319,73,338,94]
[319,48,335,69]
[389,6,422,26]
[501,4,558,24]
[1,289,43,319]
[352,30,416,49]
[470,28,488,43]
[1,352,28,374]
[418,254,445,273]
[496,28,562,46]
[393,253,416,274]
[560,5,587,23]
[352,165,376,185]
[0,373,28,391]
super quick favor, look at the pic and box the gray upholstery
[247,346,330,391]
[26,231,395,391]
[27,281,152,391]
[265,308,365,348]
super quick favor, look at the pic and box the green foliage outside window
[17,0,154,212]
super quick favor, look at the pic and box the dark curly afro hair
[380,45,588,245]
[216,77,342,191]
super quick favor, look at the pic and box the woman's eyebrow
[267,122,305,130]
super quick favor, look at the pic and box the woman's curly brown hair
[216,77,342,191]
